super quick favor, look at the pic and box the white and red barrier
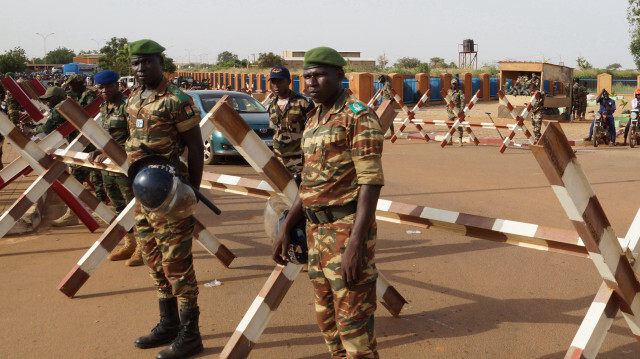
[389,89,432,143]
[440,89,481,147]
[497,90,540,153]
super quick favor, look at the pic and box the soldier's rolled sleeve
[175,101,200,133]
[351,112,384,186]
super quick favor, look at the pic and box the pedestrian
[446,77,466,146]
[89,70,142,266]
[273,46,384,359]
[125,39,204,359]
[378,74,395,138]
[266,65,314,174]
[528,83,546,142]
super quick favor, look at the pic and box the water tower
[458,39,478,69]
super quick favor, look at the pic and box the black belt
[303,202,357,224]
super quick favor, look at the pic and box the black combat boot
[156,307,203,359]
[135,298,180,349]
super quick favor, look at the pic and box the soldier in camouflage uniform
[89,70,142,266]
[446,78,466,146]
[125,39,204,359]
[526,73,540,89]
[267,66,314,174]
[4,72,23,126]
[274,47,383,359]
[32,87,67,135]
[378,74,395,137]
[577,81,588,120]
[571,80,580,120]
[50,74,105,226]
[528,83,546,142]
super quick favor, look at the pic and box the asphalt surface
[1,122,640,358]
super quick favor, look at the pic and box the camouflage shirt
[446,88,465,118]
[67,87,97,107]
[531,91,546,113]
[34,102,65,134]
[99,92,129,147]
[267,91,314,173]
[124,77,200,167]
[381,77,393,101]
[299,89,384,211]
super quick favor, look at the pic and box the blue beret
[95,70,119,85]
[269,66,290,81]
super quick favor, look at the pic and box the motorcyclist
[623,89,640,145]
[584,89,617,146]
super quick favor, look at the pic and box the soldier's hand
[272,228,291,266]
[342,241,363,289]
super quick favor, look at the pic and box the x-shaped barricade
[531,121,640,358]
[439,89,481,147]
[497,90,539,153]
[1,77,49,125]
[389,89,432,143]
[52,98,237,297]
[204,100,407,358]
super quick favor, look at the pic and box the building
[72,53,104,65]
[282,50,375,69]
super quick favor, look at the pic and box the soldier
[515,72,529,88]
[4,72,23,126]
[267,66,314,174]
[578,81,588,120]
[88,70,142,266]
[125,39,204,359]
[528,83,546,142]
[446,78,466,146]
[51,74,106,226]
[273,47,384,359]
[571,79,580,120]
[527,73,540,89]
[378,74,395,138]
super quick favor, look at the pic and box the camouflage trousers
[100,171,133,214]
[274,146,303,174]
[532,112,543,142]
[72,165,107,203]
[307,213,379,359]
[447,115,464,139]
[135,204,198,311]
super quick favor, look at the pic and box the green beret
[39,86,66,100]
[5,72,14,78]
[129,39,166,58]
[303,47,347,69]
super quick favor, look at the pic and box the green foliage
[576,56,592,70]
[0,47,28,73]
[99,37,130,75]
[628,0,640,68]
[45,47,75,64]
[376,54,389,70]
[606,63,622,70]
[395,57,421,68]
[216,51,238,64]
[214,51,246,69]
[162,55,177,74]
[256,52,284,68]
[429,57,447,68]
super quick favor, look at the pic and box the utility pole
[35,32,54,70]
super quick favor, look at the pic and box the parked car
[185,90,273,164]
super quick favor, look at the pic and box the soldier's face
[303,66,344,105]
[97,82,119,102]
[130,55,163,86]
[270,78,290,98]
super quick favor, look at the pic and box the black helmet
[132,164,175,209]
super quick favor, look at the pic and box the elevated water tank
[463,39,474,52]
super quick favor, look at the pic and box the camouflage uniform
[531,91,546,142]
[571,83,580,118]
[526,75,540,89]
[299,89,384,359]
[578,84,588,119]
[6,89,22,126]
[446,87,465,140]
[99,92,133,213]
[381,76,395,134]
[125,77,201,311]
[33,102,65,134]
[66,86,107,202]
[267,91,314,174]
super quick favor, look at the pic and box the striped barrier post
[530,121,640,356]
[55,98,238,297]
[28,79,47,96]
[497,90,539,153]
[260,92,274,107]
[389,89,432,143]
[1,77,47,123]
[345,88,383,110]
[440,89,481,147]
[208,100,407,358]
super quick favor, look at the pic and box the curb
[405,133,583,146]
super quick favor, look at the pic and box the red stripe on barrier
[51,181,100,232]
[1,77,44,122]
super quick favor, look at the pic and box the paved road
[1,133,639,358]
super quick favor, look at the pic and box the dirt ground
[1,102,639,359]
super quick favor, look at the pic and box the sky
[1,0,636,70]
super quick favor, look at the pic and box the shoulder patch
[349,102,367,114]
[168,85,191,103]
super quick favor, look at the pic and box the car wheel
[203,139,222,165]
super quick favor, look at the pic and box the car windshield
[198,94,266,114]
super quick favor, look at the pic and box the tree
[576,56,592,70]
[162,55,177,74]
[628,0,640,68]
[395,57,421,68]
[45,47,76,64]
[99,37,130,75]
[429,57,447,68]
[0,47,28,73]
[216,51,238,64]
[377,53,389,70]
[256,52,284,68]
[606,63,622,70]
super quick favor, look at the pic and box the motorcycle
[591,110,611,147]
[628,109,640,148]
